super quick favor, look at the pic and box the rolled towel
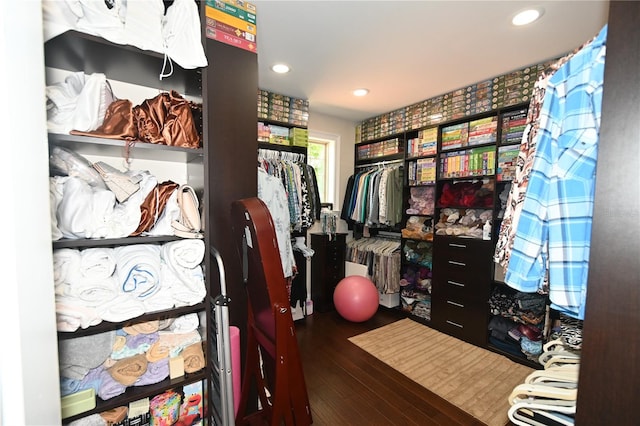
[60,365,104,395]
[97,294,146,323]
[107,354,148,386]
[161,239,205,269]
[169,313,200,334]
[142,283,176,312]
[97,368,127,400]
[53,248,82,286]
[123,320,160,336]
[80,247,116,280]
[56,296,102,331]
[99,406,128,425]
[66,276,119,308]
[133,358,170,386]
[111,332,158,360]
[112,335,126,353]
[68,413,107,426]
[114,244,162,300]
[160,263,201,307]
[146,340,170,363]
[181,342,205,374]
[158,330,201,358]
[59,330,116,380]
[50,176,65,241]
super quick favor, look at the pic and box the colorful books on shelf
[357,138,403,160]
[439,146,495,179]
[467,116,498,146]
[501,108,528,144]
[407,127,437,157]
[497,145,520,181]
[441,122,468,150]
[409,157,437,185]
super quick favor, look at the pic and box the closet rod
[258,148,306,162]
[355,158,404,169]
[376,231,402,240]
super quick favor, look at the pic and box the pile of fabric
[42,0,207,71]
[59,315,205,400]
[55,240,206,331]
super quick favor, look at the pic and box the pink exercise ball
[333,275,379,322]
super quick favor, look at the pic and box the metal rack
[209,246,234,425]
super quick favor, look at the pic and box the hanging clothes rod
[258,148,306,162]
[355,158,404,169]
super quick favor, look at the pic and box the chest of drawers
[431,236,493,345]
[310,233,346,312]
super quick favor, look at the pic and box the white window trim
[308,130,339,207]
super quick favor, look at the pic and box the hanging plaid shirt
[505,25,607,320]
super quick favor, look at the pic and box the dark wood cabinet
[576,2,640,424]
[310,233,346,313]
[431,236,492,346]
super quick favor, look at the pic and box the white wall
[307,112,357,213]
[1,1,62,425]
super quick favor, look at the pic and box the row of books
[356,138,403,160]
[357,61,554,142]
[439,146,496,179]
[407,157,437,185]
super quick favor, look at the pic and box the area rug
[348,318,534,426]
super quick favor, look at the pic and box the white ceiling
[252,0,610,123]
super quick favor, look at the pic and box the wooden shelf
[44,30,202,97]
[49,133,204,163]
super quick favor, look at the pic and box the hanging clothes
[341,164,403,228]
[258,149,321,231]
[504,25,607,320]
[493,29,601,282]
[257,166,296,278]
[346,237,401,295]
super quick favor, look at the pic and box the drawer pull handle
[448,280,465,287]
[446,320,464,328]
[447,300,465,308]
[449,243,467,248]
[448,260,466,266]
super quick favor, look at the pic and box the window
[307,132,336,206]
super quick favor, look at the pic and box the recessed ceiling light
[271,63,290,74]
[353,88,369,97]
[512,8,544,26]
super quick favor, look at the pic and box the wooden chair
[231,197,313,426]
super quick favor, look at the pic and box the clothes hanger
[525,364,579,386]
[508,401,576,426]
[543,354,581,370]
[508,383,578,405]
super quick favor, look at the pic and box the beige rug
[349,318,534,426]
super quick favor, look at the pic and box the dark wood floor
[294,308,487,426]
